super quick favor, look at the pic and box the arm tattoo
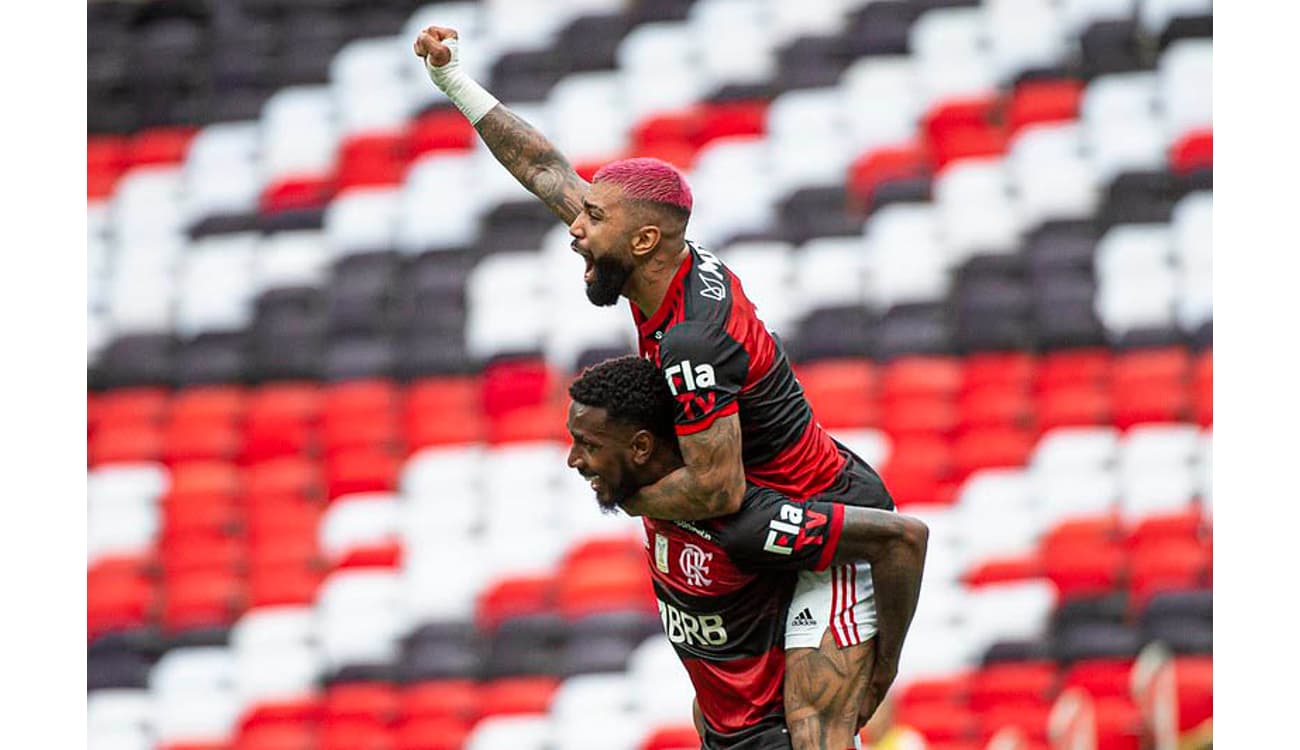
[474,104,588,224]
[785,629,875,750]
[622,415,745,521]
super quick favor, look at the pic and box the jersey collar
[635,243,695,339]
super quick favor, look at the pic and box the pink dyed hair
[591,157,693,215]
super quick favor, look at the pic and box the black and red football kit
[633,241,897,744]
[632,241,893,508]
[644,486,844,749]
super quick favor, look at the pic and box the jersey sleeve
[657,321,749,436]
[713,486,845,573]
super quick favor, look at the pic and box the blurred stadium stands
[87,1,1212,748]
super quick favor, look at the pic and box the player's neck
[640,449,685,486]
[626,240,690,317]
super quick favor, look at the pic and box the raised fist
[413,25,458,68]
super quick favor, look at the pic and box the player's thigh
[783,564,878,720]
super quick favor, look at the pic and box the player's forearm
[621,464,744,521]
[864,521,926,673]
[828,510,926,663]
[473,104,587,224]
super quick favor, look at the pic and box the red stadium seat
[246,457,324,503]
[235,724,316,750]
[163,501,245,540]
[126,126,198,166]
[1092,695,1142,750]
[321,412,402,458]
[333,541,403,571]
[1174,657,1213,732]
[323,379,401,419]
[1192,350,1212,426]
[336,131,412,189]
[1125,509,1204,550]
[561,537,644,573]
[963,554,1042,586]
[393,717,472,750]
[1036,350,1112,391]
[962,352,1037,393]
[641,725,702,750]
[1169,129,1212,175]
[90,424,164,466]
[88,567,157,638]
[846,141,932,214]
[556,559,657,619]
[881,395,958,437]
[895,673,972,710]
[325,450,400,499]
[247,565,325,608]
[160,532,246,577]
[1040,541,1126,599]
[165,461,244,506]
[487,401,569,444]
[261,175,336,213]
[977,701,1052,743]
[1110,382,1190,429]
[236,696,324,736]
[161,743,230,750]
[401,680,481,724]
[405,377,480,413]
[478,676,560,719]
[632,109,698,150]
[405,407,486,449]
[169,385,247,424]
[161,569,247,633]
[1042,515,1124,549]
[926,94,1008,167]
[881,356,964,400]
[247,382,323,423]
[968,662,1058,713]
[628,138,698,171]
[243,415,316,464]
[248,534,320,573]
[324,682,402,725]
[957,386,1035,432]
[163,420,244,464]
[695,100,768,146]
[1061,658,1135,702]
[88,135,129,198]
[1128,540,1210,608]
[881,435,955,507]
[1036,385,1112,432]
[795,359,879,426]
[318,720,395,750]
[476,575,557,631]
[96,384,172,426]
[481,358,554,418]
[952,427,1036,480]
[1007,80,1083,134]
[1112,348,1190,390]
[408,109,477,156]
[895,703,979,743]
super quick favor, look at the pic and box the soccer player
[415,26,902,746]
[566,356,927,749]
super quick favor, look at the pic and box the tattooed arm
[831,508,928,726]
[414,25,588,224]
[474,104,589,224]
[619,413,746,521]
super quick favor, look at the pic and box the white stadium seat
[318,492,403,561]
[840,57,923,152]
[1031,427,1121,474]
[324,186,402,258]
[986,0,1070,83]
[253,230,332,292]
[465,715,553,750]
[1158,38,1213,142]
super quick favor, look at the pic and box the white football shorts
[785,561,877,650]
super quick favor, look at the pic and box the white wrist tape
[424,37,499,125]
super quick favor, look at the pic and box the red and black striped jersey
[633,242,846,501]
[644,485,845,747]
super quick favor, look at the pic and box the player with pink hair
[415,25,925,750]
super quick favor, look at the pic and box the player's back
[634,242,846,500]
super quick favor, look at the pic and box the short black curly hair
[569,355,677,445]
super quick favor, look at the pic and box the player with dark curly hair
[566,357,929,750]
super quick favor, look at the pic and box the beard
[585,254,633,307]
[595,469,644,516]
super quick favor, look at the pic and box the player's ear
[629,224,661,258]
[629,429,655,465]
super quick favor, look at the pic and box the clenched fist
[413,25,458,68]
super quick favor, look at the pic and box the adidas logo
[790,607,817,628]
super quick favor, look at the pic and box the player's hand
[413,25,458,67]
